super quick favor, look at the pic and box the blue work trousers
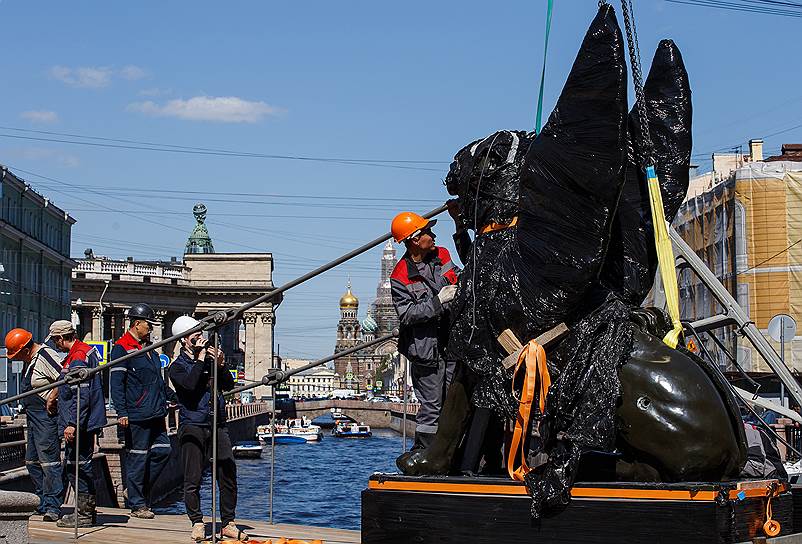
[25,407,65,515]
[64,431,97,495]
[122,418,171,509]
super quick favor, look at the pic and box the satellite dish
[768,314,797,343]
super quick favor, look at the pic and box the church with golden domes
[334,240,401,393]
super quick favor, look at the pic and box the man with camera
[110,302,173,519]
[168,315,246,542]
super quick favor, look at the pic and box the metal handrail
[0,204,446,408]
[226,331,398,397]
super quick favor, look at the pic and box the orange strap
[763,484,782,537]
[480,216,518,234]
[507,340,550,481]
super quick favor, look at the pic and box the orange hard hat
[4,328,33,360]
[391,212,437,243]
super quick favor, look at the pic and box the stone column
[243,313,257,391]
[253,312,274,399]
[91,307,102,341]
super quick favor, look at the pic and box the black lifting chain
[620,0,655,168]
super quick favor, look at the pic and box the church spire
[185,203,215,254]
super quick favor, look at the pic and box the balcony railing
[73,259,190,280]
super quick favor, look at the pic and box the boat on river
[313,408,356,429]
[333,422,372,438]
[232,441,263,458]
[257,417,323,443]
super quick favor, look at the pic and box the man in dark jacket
[167,315,246,543]
[50,320,107,528]
[110,302,172,519]
[389,208,470,451]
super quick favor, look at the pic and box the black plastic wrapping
[443,5,744,520]
[523,297,635,515]
[446,4,628,416]
[515,3,628,340]
[598,40,693,306]
[445,131,533,417]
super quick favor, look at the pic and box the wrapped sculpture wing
[599,39,693,305]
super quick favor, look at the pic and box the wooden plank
[29,507,360,544]
[498,324,569,370]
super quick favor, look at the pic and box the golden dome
[340,282,359,308]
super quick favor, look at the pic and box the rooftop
[765,144,802,162]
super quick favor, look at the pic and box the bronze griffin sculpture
[397,4,747,515]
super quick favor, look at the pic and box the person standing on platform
[168,315,246,542]
[49,320,107,528]
[4,328,65,522]
[110,302,173,519]
[389,211,467,451]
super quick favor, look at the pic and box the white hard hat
[172,315,201,337]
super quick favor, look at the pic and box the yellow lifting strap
[646,165,683,349]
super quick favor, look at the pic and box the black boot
[410,431,435,451]
[396,375,472,476]
[56,493,94,528]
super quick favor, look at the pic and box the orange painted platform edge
[367,479,786,501]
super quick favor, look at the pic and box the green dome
[362,315,379,333]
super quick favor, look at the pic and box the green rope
[535,0,554,134]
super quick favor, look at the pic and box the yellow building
[674,141,802,374]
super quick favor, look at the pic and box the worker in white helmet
[167,316,245,542]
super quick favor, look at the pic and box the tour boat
[287,417,324,441]
[312,409,355,429]
[257,417,323,443]
[231,441,263,458]
[332,422,372,438]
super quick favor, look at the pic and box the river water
[159,429,411,530]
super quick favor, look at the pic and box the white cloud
[20,110,59,124]
[120,65,147,81]
[127,96,282,123]
[5,147,80,168]
[49,65,113,88]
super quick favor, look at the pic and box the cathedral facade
[334,240,400,393]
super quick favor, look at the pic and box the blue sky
[1,1,800,359]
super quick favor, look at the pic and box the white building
[287,366,339,398]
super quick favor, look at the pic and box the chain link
[620,0,654,167]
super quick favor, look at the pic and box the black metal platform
[362,474,794,544]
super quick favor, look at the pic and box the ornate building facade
[0,166,75,399]
[333,240,400,393]
[70,203,279,399]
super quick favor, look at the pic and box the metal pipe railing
[226,331,398,397]
[211,333,219,544]
[0,204,445,409]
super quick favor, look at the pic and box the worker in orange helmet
[389,203,471,452]
[4,328,65,522]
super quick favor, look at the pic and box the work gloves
[437,284,458,305]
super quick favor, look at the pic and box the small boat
[232,441,263,458]
[333,422,372,438]
[287,417,324,442]
[312,408,354,429]
[257,418,323,443]
[272,435,307,444]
